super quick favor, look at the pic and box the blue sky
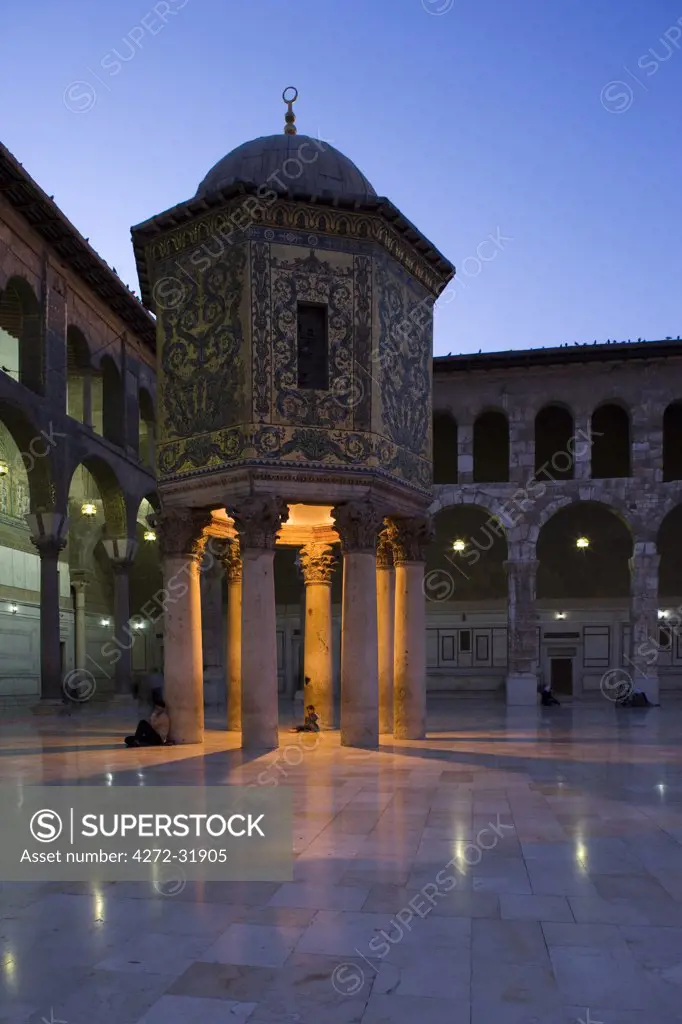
[1,0,681,355]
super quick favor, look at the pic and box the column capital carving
[332,500,386,553]
[102,537,138,571]
[376,528,394,570]
[299,542,336,585]
[386,516,434,565]
[229,496,287,551]
[218,539,243,583]
[26,512,69,558]
[155,508,212,560]
[70,570,92,591]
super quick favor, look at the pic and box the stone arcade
[131,91,454,747]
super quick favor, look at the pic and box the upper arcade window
[297,302,328,390]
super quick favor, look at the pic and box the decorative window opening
[297,302,329,390]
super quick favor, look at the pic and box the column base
[505,673,538,706]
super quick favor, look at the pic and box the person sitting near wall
[540,683,561,707]
[291,704,320,733]
[124,692,171,747]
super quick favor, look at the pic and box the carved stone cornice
[332,501,386,553]
[219,539,243,584]
[387,516,434,565]
[229,496,288,550]
[155,508,212,560]
[376,527,394,570]
[299,542,336,585]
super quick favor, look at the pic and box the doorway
[550,657,573,696]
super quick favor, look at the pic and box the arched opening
[591,403,631,478]
[66,326,91,423]
[657,506,682,601]
[535,404,574,480]
[537,501,632,599]
[0,412,47,700]
[663,402,682,481]
[66,458,127,699]
[0,399,54,512]
[128,496,163,680]
[100,356,125,447]
[433,412,458,484]
[138,388,155,469]
[473,410,509,483]
[425,505,508,691]
[0,276,43,395]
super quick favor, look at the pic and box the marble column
[26,512,69,701]
[629,540,660,704]
[388,516,433,740]
[231,496,287,750]
[220,539,242,731]
[573,409,592,480]
[199,552,225,710]
[504,558,540,705]
[103,538,137,697]
[71,572,90,672]
[157,508,212,743]
[333,500,385,748]
[376,528,395,734]
[299,542,336,729]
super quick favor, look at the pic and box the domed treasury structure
[131,89,454,750]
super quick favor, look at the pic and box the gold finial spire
[283,86,298,135]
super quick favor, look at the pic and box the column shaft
[376,530,395,735]
[39,549,63,700]
[505,558,539,705]
[226,574,242,731]
[241,549,278,748]
[629,542,660,704]
[112,565,132,696]
[340,551,379,746]
[304,582,334,728]
[394,562,426,739]
[162,554,204,743]
[73,585,87,671]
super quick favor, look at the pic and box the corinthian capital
[155,508,212,560]
[332,500,386,553]
[219,539,243,583]
[386,516,433,565]
[376,527,394,570]
[230,496,288,550]
[299,543,336,585]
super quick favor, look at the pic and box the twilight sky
[1,0,681,355]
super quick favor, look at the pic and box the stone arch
[432,411,458,484]
[67,455,127,537]
[591,401,631,478]
[657,504,682,599]
[0,399,55,512]
[537,499,633,599]
[0,276,43,395]
[662,401,682,481]
[535,403,574,480]
[473,408,509,483]
[427,502,509,603]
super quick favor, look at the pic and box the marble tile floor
[2,699,682,1022]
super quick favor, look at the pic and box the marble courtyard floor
[2,699,682,1023]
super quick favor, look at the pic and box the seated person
[125,696,170,747]
[291,704,320,733]
[540,683,560,707]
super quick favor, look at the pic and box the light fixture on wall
[143,529,156,542]
[658,609,669,620]
[81,502,97,517]
[452,538,466,552]
[0,461,8,477]
[100,617,110,627]
[555,611,567,620]
[576,536,590,549]
[132,618,146,630]
[9,603,17,614]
